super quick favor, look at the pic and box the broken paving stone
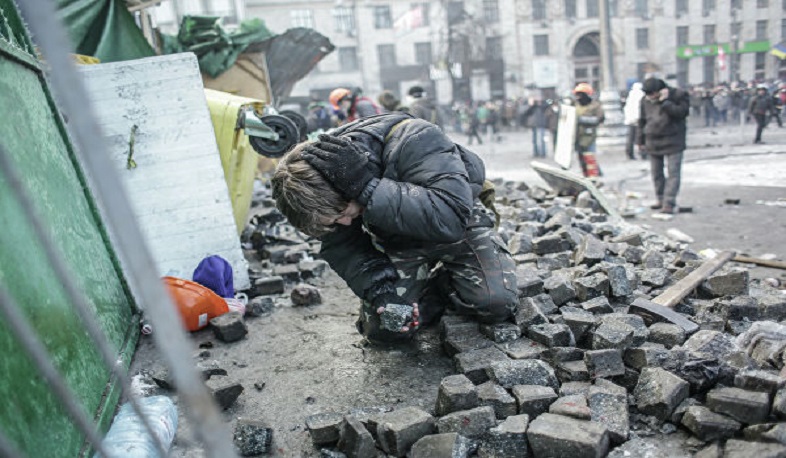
[495,337,547,360]
[435,375,479,416]
[514,297,548,331]
[669,397,701,424]
[210,311,248,343]
[515,267,544,297]
[290,283,322,306]
[705,387,770,424]
[683,330,739,360]
[680,406,741,442]
[479,323,521,343]
[734,369,785,396]
[584,349,625,378]
[555,360,590,383]
[560,307,597,345]
[252,276,285,296]
[337,416,376,458]
[640,268,671,287]
[527,323,574,348]
[634,367,689,422]
[233,419,273,456]
[444,329,495,358]
[543,275,577,306]
[574,235,607,266]
[604,264,632,297]
[478,414,529,458]
[379,303,414,332]
[773,388,786,419]
[573,273,610,301]
[410,433,475,458]
[436,406,496,439]
[528,413,610,458]
[376,407,435,457]
[454,346,510,384]
[623,343,670,370]
[508,232,534,255]
[699,269,749,298]
[612,232,643,246]
[544,346,584,364]
[298,259,328,279]
[727,296,760,321]
[592,320,636,351]
[487,359,559,390]
[272,264,301,282]
[642,250,665,268]
[548,394,591,419]
[623,245,645,264]
[512,385,558,418]
[589,381,629,444]
[723,439,786,458]
[206,377,244,410]
[648,323,686,349]
[581,296,614,314]
[319,449,347,458]
[306,413,345,445]
[560,381,591,397]
[531,293,558,315]
[246,296,275,317]
[537,253,572,271]
[743,422,786,444]
[532,234,572,255]
[601,313,649,346]
[476,381,517,420]
[758,295,786,321]
[661,349,723,393]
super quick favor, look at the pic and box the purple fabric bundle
[193,255,234,298]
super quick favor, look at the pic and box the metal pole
[14,2,237,457]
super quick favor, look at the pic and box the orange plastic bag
[163,276,229,331]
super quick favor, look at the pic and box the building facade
[152,0,786,106]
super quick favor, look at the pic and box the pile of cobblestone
[302,181,786,458]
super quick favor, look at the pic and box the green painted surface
[0,1,139,456]
[677,40,771,59]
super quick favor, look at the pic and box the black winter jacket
[409,98,443,128]
[638,87,690,155]
[319,113,486,302]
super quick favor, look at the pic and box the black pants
[625,125,638,159]
[650,151,683,208]
[754,114,767,142]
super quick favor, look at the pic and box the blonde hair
[271,143,349,237]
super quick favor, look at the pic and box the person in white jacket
[624,82,646,160]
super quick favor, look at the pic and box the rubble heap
[297,181,786,458]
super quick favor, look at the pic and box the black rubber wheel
[279,110,308,142]
[248,114,299,158]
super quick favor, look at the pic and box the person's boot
[650,202,663,210]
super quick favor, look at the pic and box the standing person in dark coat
[271,113,518,345]
[638,77,690,215]
[521,97,549,158]
[407,85,442,129]
[748,84,777,144]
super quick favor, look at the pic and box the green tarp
[161,15,273,78]
[56,0,154,62]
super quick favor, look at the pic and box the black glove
[302,134,374,201]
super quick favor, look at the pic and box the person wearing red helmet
[329,87,381,124]
[572,82,605,178]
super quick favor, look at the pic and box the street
[448,118,786,281]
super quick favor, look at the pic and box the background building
[151,0,786,107]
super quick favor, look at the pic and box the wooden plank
[733,255,786,270]
[653,250,736,308]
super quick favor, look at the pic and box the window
[609,0,618,16]
[532,0,547,20]
[290,9,314,28]
[782,19,786,39]
[534,34,549,56]
[704,24,716,44]
[730,0,741,9]
[703,56,715,83]
[447,1,465,24]
[731,22,742,40]
[412,3,430,26]
[756,20,768,40]
[374,5,392,29]
[483,0,499,23]
[565,0,577,18]
[414,42,432,65]
[755,52,766,79]
[677,26,689,46]
[636,28,649,49]
[757,0,769,7]
[486,36,503,60]
[338,47,359,71]
[702,0,715,14]
[635,0,648,17]
[586,0,598,18]
[378,44,396,68]
[676,0,688,16]
[333,7,355,34]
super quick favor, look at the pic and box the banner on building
[532,60,558,88]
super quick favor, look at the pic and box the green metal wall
[0,1,139,456]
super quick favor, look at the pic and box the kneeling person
[271,113,518,344]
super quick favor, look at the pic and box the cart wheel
[279,110,308,142]
[248,114,299,158]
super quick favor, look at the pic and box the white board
[554,104,576,170]
[79,53,250,291]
